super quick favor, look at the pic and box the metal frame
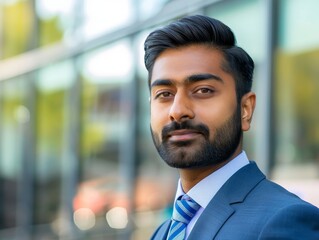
[254,0,276,174]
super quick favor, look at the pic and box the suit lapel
[188,198,234,240]
[151,220,171,240]
[188,162,265,240]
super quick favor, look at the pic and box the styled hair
[144,15,254,101]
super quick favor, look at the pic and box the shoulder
[231,162,307,204]
[227,177,319,238]
[222,162,302,205]
[241,174,317,213]
[250,175,319,238]
[258,202,319,239]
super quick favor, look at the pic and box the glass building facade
[0,0,318,239]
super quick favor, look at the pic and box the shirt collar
[174,151,249,208]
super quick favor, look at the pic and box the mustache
[162,120,210,140]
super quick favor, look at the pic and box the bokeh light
[106,207,128,229]
[73,208,96,231]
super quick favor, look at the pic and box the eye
[194,87,214,94]
[154,91,174,100]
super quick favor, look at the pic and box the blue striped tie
[167,195,200,240]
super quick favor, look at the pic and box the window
[273,0,319,206]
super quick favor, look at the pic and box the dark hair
[144,15,254,102]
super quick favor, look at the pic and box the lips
[161,121,210,143]
[167,129,202,142]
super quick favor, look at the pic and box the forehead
[150,45,229,83]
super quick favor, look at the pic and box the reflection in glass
[0,0,33,58]
[36,0,75,45]
[273,0,319,207]
[0,77,27,230]
[34,60,75,229]
[81,0,134,39]
[75,39,134,237]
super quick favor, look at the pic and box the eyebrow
[150,73,224,89]
[186,73,223,84]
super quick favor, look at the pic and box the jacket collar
[188,162,265,240]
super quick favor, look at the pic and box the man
[144,15,319,240]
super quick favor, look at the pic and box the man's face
[150,45,243,169]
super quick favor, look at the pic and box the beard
[150,105,242,169]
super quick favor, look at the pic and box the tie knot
[172,195,200,224]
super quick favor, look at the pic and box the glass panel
[273,0,319,207]
[0,76,28,235]
[81,0,134,40]
[206,0,267,165]
[137,0,169,20]
[33,60,75,238]
[74,39,134,238]
[36,0,75,46]
[0,0,33,58]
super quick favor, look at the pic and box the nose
[169,92,195,122]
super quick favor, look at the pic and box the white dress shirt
[172,151,250,239]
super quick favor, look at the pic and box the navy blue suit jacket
[151,162,319,239]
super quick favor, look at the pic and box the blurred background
[0,0,318,239]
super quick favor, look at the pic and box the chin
[162,150,205,168]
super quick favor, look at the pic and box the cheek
[150,105,165,131]
[197,103,224,122]
[196,102,235,131]
[150,114,157,130]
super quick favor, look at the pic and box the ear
[241,92,256,132]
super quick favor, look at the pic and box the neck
[179,147,242,193]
